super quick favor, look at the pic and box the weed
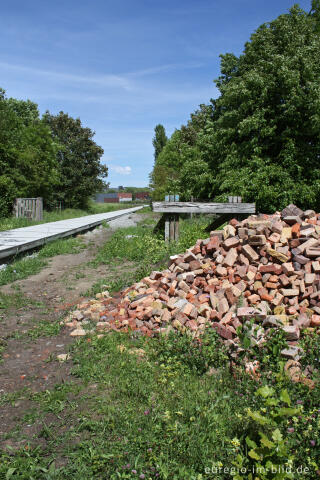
[0,237,85,286]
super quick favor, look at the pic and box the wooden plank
[153,202,255,214]
[0,206,146,260]
[169,216,175,241]
[164,214,170,242]
[174,214,179,241]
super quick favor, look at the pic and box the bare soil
[0,212,142,448]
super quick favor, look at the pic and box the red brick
[211,322,233,340]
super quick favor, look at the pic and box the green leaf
[280,389,291,406]
[6,469,16,480]
[248,409,270,425]
[265,397,279,406]
[256,385,274,398]
[245,436,257,449]
[259,432,275,449]
[277,407,299,416]
[272,429,283,442]
[248,449,260,461]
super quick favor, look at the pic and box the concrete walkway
[0,206,145,260]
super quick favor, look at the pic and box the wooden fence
[14,198,43,221]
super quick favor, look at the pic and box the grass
[0,201,140,232]
[1,214,319,478]
[89,215,210,295]
[0,291,39,312]
[0,236,85,286]
[1,328,319,479]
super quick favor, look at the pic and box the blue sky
[0,0,311,188]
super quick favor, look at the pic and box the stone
[211,322,233,340]
[280,288,300,297]
[281,204,304,218]
[282,325,300,341]
[223,248,238,267]
[70,328,86,336]
[304,273,315,285]
[266,248,289,263]
[242,244,259,262]
[281,347,301,361]
[223,236,240,250]
[57,353,70,361]
[282,263,294,275]
[248,235,267,246]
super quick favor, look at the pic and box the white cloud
[109,164,132,175]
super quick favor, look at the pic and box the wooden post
[164,195,180,242]
[35,198,43,221]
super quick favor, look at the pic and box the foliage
[232,387,301,480]
[150,106,214,200]
[0,94,59,216]
[152,124,168,161]
[43,111,108,209]
[150,328,228,375]
[0,236,85,286]
[150,6,320,212]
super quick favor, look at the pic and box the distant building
[118,192,132,202]
[135,192,150,201]
[95,192,132,203]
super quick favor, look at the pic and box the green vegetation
[0,236,85,286]
[0,326,319,479]
[0,91,107,217]
[151,4,320,212]
[90,216,210,294]
[0,214,319,478]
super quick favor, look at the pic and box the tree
[0,93,58,216]
[152,124,167,161]
[43,111,108,209]
[150,106,213,200]
[309,0,320,31]
[202,5,320,211]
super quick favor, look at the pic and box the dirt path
[0,212,143,446]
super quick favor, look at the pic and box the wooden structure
[0,205,145,260]
[14,197,43,221]
[153,198,255,241]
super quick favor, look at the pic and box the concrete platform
[0,206,145,260]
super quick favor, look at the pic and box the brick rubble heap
[64,204,320,361]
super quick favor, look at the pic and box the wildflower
[287,427,295,433]
[144,410,150,415]
[147,448,152,453]
[231,438,240,448]
[131,470,137,474]
[139,474,145,479]
[310,440,316,447]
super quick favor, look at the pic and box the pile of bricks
[64,204,320,361]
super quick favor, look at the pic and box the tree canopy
[0,94,58,216]
[150,4,320,212]
[0,90,108,217]
[152,124,168,161]
[43,111,108,209]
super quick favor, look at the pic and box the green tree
[152,124,167,161]
[202,5,320,211]
[43,111,108,209]
[0,93,58,216]
[150,106,213,200]
[309,0,320,31]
